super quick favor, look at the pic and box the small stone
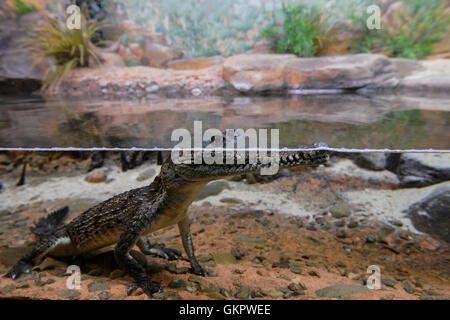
[382,279,396,288]
[315,284,368,298]
[235,286,252,300]
[0,284,16,294]
[168,279,187,289]
[97,291,111,300]
[16,282,30,289]
[335,229,347,238]
[233,234,266,244]
[197,253,215,263]
[220,197,243,204]
[186,285,197,293]
[348,273,360,280]
[289,262,303,274]
[306,223,317,231]
[154,291,180,300]
[366,234,376,243]
[380,293,395,300]
[58,289,81,300]
[378,223,395,241]
[402,280,414,294]
[255,217,271,228]
[230,247,242,260]
[261,288,283,298]
[84,169,107,183]
[188,275,209,292]
[215,252,237,264]
[347,220,358,228]
[88,282,110,292]
[308,270,320,278]
[136,168,156,182]
[330,203,352,218]
[389,219,403,227]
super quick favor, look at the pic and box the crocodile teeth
[288,155,294,162]
[294,154,300,160]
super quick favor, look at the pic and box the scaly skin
[4,142,330,298]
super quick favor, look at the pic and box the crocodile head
[168,131,330,182]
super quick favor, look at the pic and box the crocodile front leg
[114,211,161,298]
[178,215,208,276]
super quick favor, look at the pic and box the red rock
[167,56,225,70]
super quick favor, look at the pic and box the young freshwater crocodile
[4,142,330,297]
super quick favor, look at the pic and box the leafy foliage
[351,0,449,59]
[9,0,37,15]
[261,3,332,57]
[27,14,101,90]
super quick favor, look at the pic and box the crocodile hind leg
[4,232,66,279]
[114,211,161,298]
[137,236,185,261]
[178,215,208,276]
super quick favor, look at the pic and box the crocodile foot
[143,244,185,261]
[126,280,162,298]
[190,264,208,277]
[3,260,33,280]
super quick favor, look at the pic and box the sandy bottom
[0,158,449,300]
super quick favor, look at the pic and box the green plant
[261,3,330,57]
[27,14,102,91]
[9,0,37,15]
[351,0,449,59]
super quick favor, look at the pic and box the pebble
[84,169,107,183]
[261,288,283,298]
[335,229,347,238]
[0,284,16,294]
[347,220,358,228]
[329,203,352,218]
[168,278,187,288]
[136,168,156,181]
[289,262,303,275]
[235,286,252,299]
[382,279,397,288]
[153,291,179,300]
[366,234,376,243]
[306,223,317,231]
[58,289,81,300]
[88,282,110,292]
[97,291,111,300]
[233,234,266,244]
[402,280,415,294]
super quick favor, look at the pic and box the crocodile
[4,140,330,298]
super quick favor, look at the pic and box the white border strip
[0,147,449,153]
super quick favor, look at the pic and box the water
[1,94,449,150]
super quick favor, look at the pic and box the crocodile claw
[126,280,162,298]
[3,260,33,280]
[144,245,184,261]
[190,265,208,277]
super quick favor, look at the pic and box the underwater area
[0,0,449,302]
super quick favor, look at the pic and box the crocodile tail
[29,206,69,236]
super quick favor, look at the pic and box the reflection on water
[0,94,449,149]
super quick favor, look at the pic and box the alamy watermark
[66,265,81,290]
[366,265,381,290]
[66,4,81,30]
[366,4,382,30]
[171,121,280,175]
